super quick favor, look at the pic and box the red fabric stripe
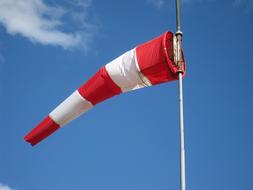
[78,66,122,105]
[136,32,184,85]
[24,116,60,146]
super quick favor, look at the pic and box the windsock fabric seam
[77,66,122,106]
[105,48,152,92]
[49,90,93,127]
[134,52,152,87]
[76,90,93,107]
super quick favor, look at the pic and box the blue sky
[0,0,253,190]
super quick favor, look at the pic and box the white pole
[175,0,186,190]
[178,72,186,190]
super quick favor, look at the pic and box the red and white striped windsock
[24,31,186,146]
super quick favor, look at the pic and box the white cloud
[0,0,95,49]
[147,0,165,8]
[0,183,14,190]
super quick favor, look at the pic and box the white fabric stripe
[49,90,93,127]
[105,48,151,92]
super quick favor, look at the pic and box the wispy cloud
[0,183,14,190]
[147,0,165,8]
[0,0,95,50]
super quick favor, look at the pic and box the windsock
[24,31,186,146]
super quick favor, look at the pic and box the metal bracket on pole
[175,32,184,74]
[175,1,186,190]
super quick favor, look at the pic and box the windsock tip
[24,116,60,147]
[24,134,37,146]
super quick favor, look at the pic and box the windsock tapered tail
[24,31,186,146]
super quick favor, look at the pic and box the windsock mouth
[24,116,60,146]
[163,31,186,78]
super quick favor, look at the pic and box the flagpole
[175,0,186,190]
